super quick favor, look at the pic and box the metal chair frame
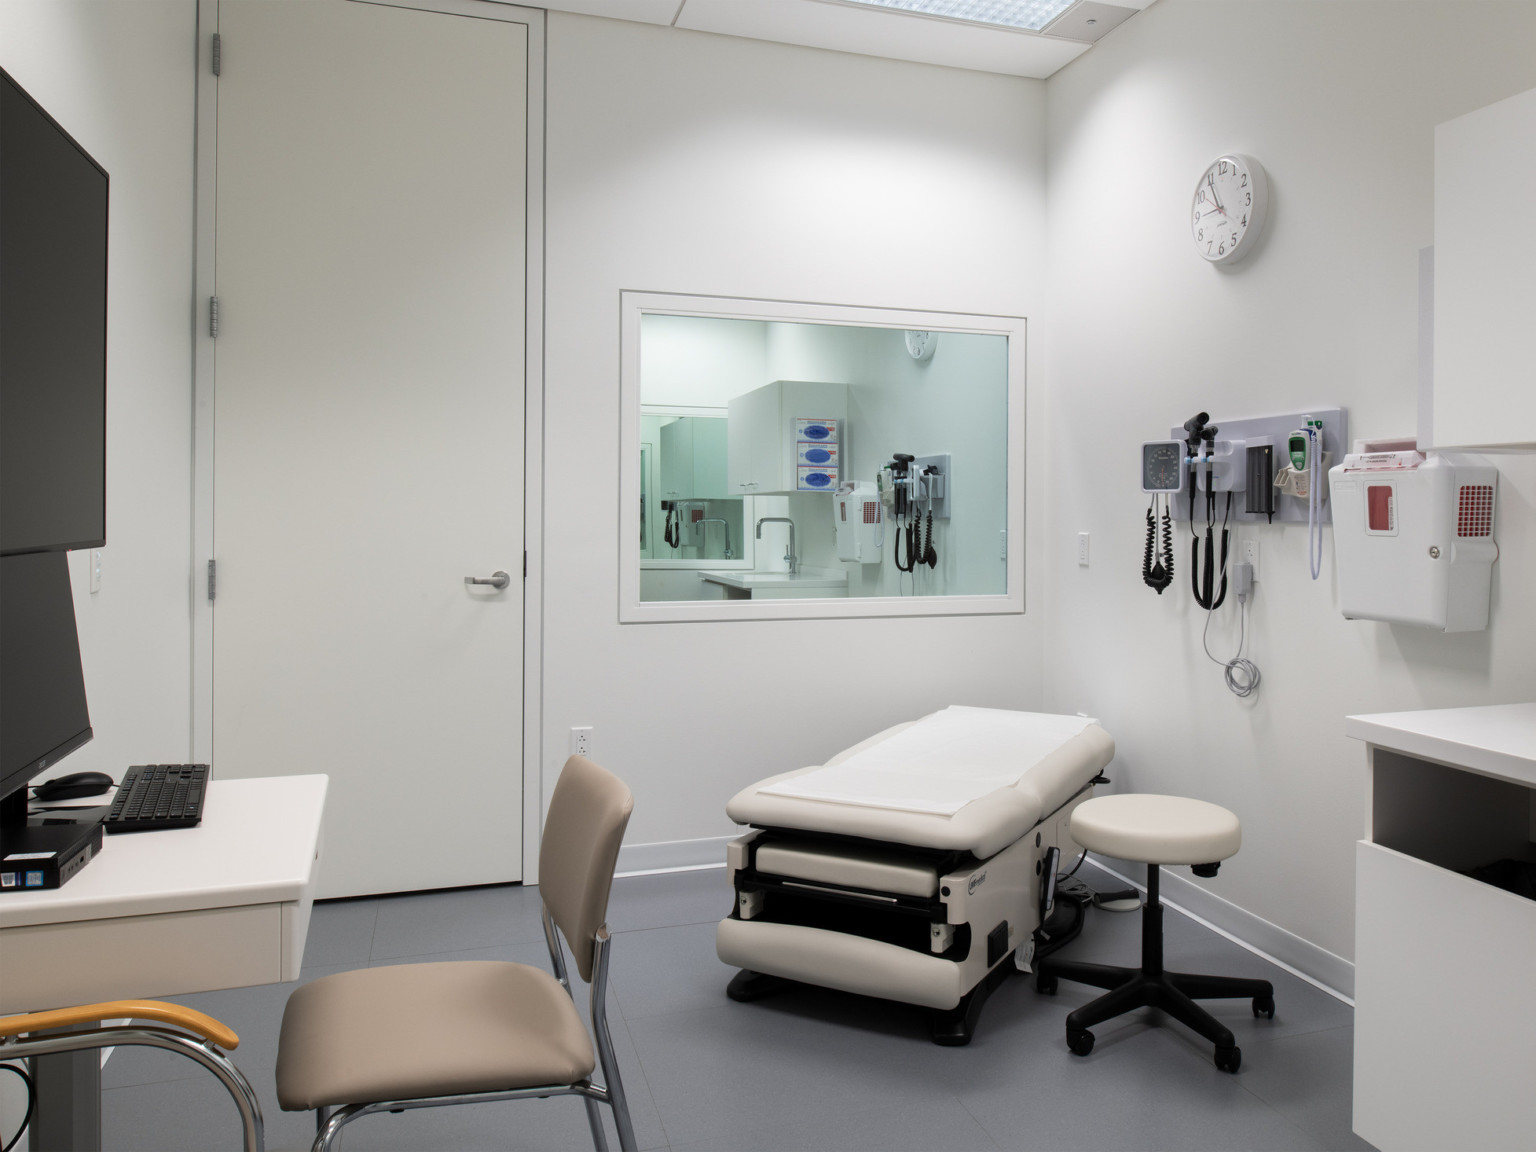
[0,1023,265,1151]
[310,904,636,1152]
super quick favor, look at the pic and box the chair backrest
[539,755,634,983]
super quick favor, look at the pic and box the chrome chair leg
[583,1095,611,1152]
[589,933,637,1152]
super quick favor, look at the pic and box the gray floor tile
[1233,1026,1374,1151]
[628,1001,1000,1150]
[950,1019,1326,1152]
[99,870,1367,1152]
[609,919,734,1021]
[606,868,733,934]
[300,896,380,967]
[368,881,546,959]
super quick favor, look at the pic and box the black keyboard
[104,764,208,833]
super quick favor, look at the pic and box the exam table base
[1037,865,1273,1072]
[725,896,1086,1046]
[725,956,1014,1047]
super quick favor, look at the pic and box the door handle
[465,571,511,590]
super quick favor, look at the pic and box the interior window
[621,294,1025,622]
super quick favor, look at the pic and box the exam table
[716,707,1114,1044]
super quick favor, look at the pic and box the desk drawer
[0,903,283,1013]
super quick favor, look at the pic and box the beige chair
[274,755,637,1152]
[0,1000,264,1150]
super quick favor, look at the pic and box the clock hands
[1195,186,1228,220]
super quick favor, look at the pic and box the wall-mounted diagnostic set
[1138,407,1350,696]
[876,452,950,579]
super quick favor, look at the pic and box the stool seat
[1070,794,1240,865]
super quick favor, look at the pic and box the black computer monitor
[0,551,93,827]
[0,67,109,557]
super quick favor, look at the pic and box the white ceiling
[531,0,1156,80]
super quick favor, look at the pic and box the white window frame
[618,290,1026,624]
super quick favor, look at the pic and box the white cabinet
[659,416,729,501]
[1347,705,1536,1152]
[1431,86,1536,450]
[726,380,847,495]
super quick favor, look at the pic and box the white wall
[640,314,766,407]
[1,3,198,779]
[544,13,1050,848]
[1043,0,1536,964]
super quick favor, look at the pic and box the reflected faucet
[694,518,732,560]
[755,517,797,574]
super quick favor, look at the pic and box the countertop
[1345,703,1536,788]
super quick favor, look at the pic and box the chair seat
[276,960,596,1111]
[1070,794,1241,865]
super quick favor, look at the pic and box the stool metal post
[1142,866,1162,978]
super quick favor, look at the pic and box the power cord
[1203,549,1261,698]
[0,1063,35,1152]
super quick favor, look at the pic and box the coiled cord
[1203,582,1261,698]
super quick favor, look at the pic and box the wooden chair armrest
[0,1000,240,1049]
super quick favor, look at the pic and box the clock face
[1191,154,1268,264]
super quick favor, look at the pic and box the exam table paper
[757,706,1096,816]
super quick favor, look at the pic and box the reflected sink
[699,567,848,599]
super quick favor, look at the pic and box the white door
[212,0,527,897]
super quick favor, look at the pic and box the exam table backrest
[539,754,634,983]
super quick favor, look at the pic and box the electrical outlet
[1243,539,1259,580]
[90,549,103,594]
[1077,532,1090,567]
[569,726,593,759]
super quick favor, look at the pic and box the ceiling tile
[675,0,1089,78]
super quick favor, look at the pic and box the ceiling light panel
[833,0,1078,33]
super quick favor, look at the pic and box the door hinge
[211,32,222,76]
[207,559,217,602]
[209,296,221,339]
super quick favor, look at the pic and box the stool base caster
[1215,1045,1242,1073]
[1067,1028,1095,1057]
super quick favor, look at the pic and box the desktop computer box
[0,820,102,891]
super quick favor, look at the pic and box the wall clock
[905,330,938,362]
[1191,154,1269,264]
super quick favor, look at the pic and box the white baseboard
[616,835,732,877]
[1084,856,1355,1004]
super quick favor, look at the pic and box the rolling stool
[1036,794,1274,1072]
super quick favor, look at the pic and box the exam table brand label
[967,869,987,894]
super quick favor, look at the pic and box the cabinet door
[692,417,729,498]
[728,385,780,493]
[659,418,693,499]
[1433,86,1536,449]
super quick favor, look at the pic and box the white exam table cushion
[716,918,966,1010]
[728,709,1115,859]
[758,707,1096,816]
[753,841,940,898]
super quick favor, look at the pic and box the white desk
[1,775,328,1014]
[1347,705,1535,1152]
[0,775,326,1151]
